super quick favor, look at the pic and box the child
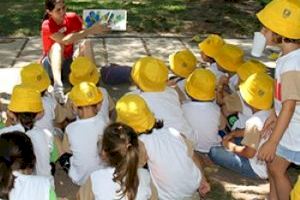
[182,68,223,153]
[209,73,274,179]
[222,59,267,130]
[0,85,52,177]
[78,123,153,200]
[198,34,226,80]
[68,56,114,122]
[0,131,57,200]
[20,63,59,133]
[130,56,193,139]
[213,43,245,105]
[255,0,300,199]
[62,82,108,185]
[116,94,210,199]
[168,48,197,102]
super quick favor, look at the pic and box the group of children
[0,0,300,199]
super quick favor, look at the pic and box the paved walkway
[0,34,279,199]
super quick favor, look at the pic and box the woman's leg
[48,43,66,103]
[267,155,291,200]
[209,146,259,179]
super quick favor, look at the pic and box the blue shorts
[41,56,73,85]
[276,144,300,165]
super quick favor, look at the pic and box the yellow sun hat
[291,176,300,200]
[169,49,197,78]
[239,72,274,110]
[198,34,225,58]
[8,84,43,113]
[214,44,245,72]
[69,82,103,107]
[131,56,168,92]
[69,56,100,86]
[116,94,155,134]
[185,68,216,101]
[257,0,300,39]
[237,59,267,82]
[20,63,50,92]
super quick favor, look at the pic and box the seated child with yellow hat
[0,85,53,177]
[209,73,273,179]
[182,69,225,153]
[115,94,210,199]
[130,56,193,139]
[168,48,197,103]
[60,82,108,186]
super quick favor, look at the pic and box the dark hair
[0,131,36,199]
[101,123,139,200]
[15,112,38,131]
[144,119,164,134]
[43,0,63,21]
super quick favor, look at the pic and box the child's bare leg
[268,155,291,200]
[267,168,278,200]
[78,39,96,64]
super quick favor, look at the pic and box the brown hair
[43,0,63,21]
[101,123,139,200]
[15,112,38,131]
[0,131,36,199]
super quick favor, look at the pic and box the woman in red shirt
[41,0,109,103]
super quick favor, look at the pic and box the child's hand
[199,178,210,197]
[257,140,277,162]
[262,111,277,139]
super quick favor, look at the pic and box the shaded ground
[1,0,264,37]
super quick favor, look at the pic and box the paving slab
[90,38,106,67]
[105,38,147,66]
[0,38,27,68]
[13,37,42,68]
[143,38,185,63]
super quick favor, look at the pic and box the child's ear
[35,111,45,121]
[6,110,17,125]
[96,102,102,112]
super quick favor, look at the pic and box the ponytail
[0,131,36,199]
[0,160,14,199]
[144,119,164,134]
[102,123,140,200]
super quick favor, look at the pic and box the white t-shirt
[130,87,193,140]
[91,167,152,200]
[9,171,51,200]
[232,92,253,130]
[0,124,52,177]
[97,87,110,123]
[139,127,201,199]
[35,92,56,134]
[66,114,107,185]
[182,101,221,153]
[274,48,300,151]
[208,62,226,81]
[242,110,270,179]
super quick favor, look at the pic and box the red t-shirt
[41,12,82,59]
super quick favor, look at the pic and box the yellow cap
[291,176,300,200]
[116,94,155,133]
[257,0,300,39]
[237,59,267,82]
[239,73,273,110]
[214,44,245,72]
[69,57,100,86]
[69,82,103,107]
[131,56,168,92]
[198,34,225,58]
[169,49,197,78]
[8,85,43,113]
[20,63,50,92]
[185,68,216,101]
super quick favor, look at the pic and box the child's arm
[258,100,296,162]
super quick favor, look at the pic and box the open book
[83,9,127,31]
